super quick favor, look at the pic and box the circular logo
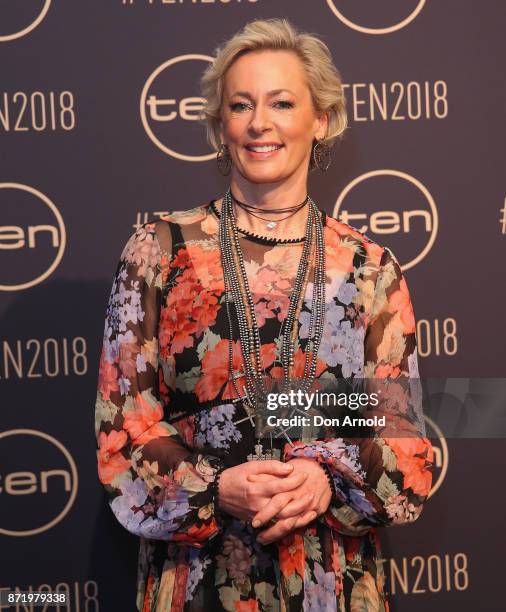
[0,182,66,292]
[326,0,426,34]
[332,169,438,271]
[0,0,52,42]
[424,415,448,499]
[140,54,215,162]
[0,429,78,536]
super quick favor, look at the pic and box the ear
[219,120,225,145]
[315,111,329,141]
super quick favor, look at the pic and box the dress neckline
[209,199,326,246]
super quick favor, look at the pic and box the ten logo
[0,0,52,42]
[333,169,438,271]
[140,54,215,162]
[0,429,78,537]
[0,182,66,291]
[326,0,426,34]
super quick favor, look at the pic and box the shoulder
[159,202,210,226]
[324,212,387,269]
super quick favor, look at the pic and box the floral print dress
[95,200,433,612]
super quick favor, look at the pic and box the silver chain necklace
[218,188,327,455]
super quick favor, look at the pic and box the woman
[95,18,433,611]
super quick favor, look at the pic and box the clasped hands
[218,457,332,545]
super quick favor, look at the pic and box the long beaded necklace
[218,188,327,456]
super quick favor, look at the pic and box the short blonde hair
[200,18,348,157]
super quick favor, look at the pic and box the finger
[251,488,312,528]
[273,492,314,520]
[255,471,308,497]
[293,509,318,530]
[248,460,294,476]
[247,473,275,483]
[257,516,298,545]
[251,493,291,528]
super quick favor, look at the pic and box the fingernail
[307,493,314,501]
[252,519,260,528]
[283,463,293,471]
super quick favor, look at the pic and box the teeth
[248,145,280,152]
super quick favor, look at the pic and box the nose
[248,102,272,135]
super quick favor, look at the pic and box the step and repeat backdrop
[1,1,505,611]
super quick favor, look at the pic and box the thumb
[248,460,294,476]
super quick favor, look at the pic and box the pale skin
[215,49,332,545]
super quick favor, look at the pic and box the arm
[283,246,434,536]
[95,222,226,546]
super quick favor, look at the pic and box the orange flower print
[171,247,192,271]
[363,240,384,267]
[324,223,355,274]
[187,243,224,290]
[196,340,276,402]
[160,250,222,353]
[270,347,327,380]
[98,350,119,400]
[118,334,141,379]
[263,244,303,278]
[235,600,259,612]
[122,392,169,444]
[195,339,244,402]
[97,430,130,484]
[384,437,433,496]
[374,363,401,379]
[172,520,218,546]
[254,299,278,327]
[201,210,218,236]
[279,533,305,576]
[388,277,415,334]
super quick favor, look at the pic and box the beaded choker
[210,200,305,244]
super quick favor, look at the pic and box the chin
[239,166,289,184]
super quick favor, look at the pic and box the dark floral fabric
[95,201,433,611]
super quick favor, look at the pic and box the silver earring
[216,143,232,176]
[313,139,332,172]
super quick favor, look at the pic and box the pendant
[247,439,281,461]
[266,221,277,230]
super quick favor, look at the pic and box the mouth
[244,143,284,159]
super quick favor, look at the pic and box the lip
[244,142,284,159]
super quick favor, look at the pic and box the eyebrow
[229,89,296,98]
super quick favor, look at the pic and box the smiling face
[219,49,328,186]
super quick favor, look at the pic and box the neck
[224,171,310,237]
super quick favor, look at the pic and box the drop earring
[216,143,232,176]
[313,138,332,172]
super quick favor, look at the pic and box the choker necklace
[230,191,308,231]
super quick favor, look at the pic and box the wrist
[320,462,338,506]
[210,464,228,523]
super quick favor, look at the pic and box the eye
[230,102,251,112]
[274,100,294,109]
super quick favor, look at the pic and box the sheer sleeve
[94,221,225,546]
[283,246,434,536]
